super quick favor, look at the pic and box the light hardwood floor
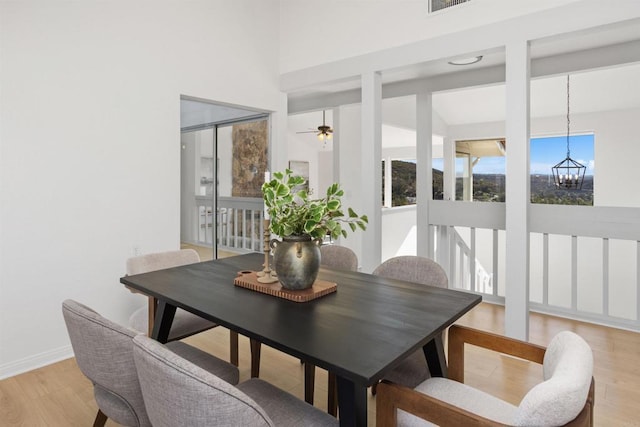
[1,303,638,426]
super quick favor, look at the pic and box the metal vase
[270,235,321,290]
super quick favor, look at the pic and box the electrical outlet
[132,245,141,256]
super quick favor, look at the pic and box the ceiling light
[448,55,483,66]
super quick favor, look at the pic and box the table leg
[327,372,338,417]
[304,363,315,404]
[250,339,261,378]
[151,301,176,344]
[230,331,239,367]
[336,376,367,427]
[423,334,447,378]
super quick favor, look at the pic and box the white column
[462,156,471,201]
[436,136,455,277]
[416,92,433,258]
[443,137,456,201]
[360,71,382,272]
[505,40,531,341]
[332,107,340,184]
[383,157,392,208]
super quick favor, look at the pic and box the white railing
[381,204,493,293]
[195,196,264,253]
[429,200,640,331]
[450,227,493,295]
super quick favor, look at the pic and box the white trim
[0,345,74,380]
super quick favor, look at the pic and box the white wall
[278,0,580,73]
[0,0,281,378]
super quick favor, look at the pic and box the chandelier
[551,75,586,189]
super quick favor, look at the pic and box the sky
[432,134,595,176]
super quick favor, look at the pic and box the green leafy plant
[262,169,368,240]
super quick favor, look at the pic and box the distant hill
[530,174,593,205]
[383,160,443,205]
[384,160,593,206]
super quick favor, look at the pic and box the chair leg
[93,409,108,427]
[250,338,261,378]
[327,372,338,417]
[230,331,239,367]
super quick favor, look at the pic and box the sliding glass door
[180,116,269,260]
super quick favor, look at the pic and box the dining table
[120,252,481,427]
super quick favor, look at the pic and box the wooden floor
[1,303,638,426]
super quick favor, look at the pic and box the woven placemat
[233,271,337,303]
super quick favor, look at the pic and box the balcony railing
[428,200,640,332]
[195,196,264,253]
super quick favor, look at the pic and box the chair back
[515,331,594,426]
[320,245,358,271]
[373,255,448,288]
[126,249,200,275]
[132,334,273,427]
[62,299,151,427]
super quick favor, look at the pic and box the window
[383,160,417,207]
[530,134,594,205]
[455,139,506,202]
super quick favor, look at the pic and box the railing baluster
[571,235,578,311]
[449,226,456,288]
[637,241,640,322]
[431,224,436,260]
[242,209,247,250]
[470,227,476,292]
[603,238,609,316]
[543,233,549,306]
[492,229,498,296]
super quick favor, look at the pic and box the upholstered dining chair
[126,249,239,365]
[320,244,359,271]
[371,255,448,394]
[132,334,338,427]
[62,299,239,427]
[376,325,595,427]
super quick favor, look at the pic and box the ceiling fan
[296,110,333,142]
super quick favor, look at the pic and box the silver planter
[270,235,322,290]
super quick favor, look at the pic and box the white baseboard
[0,345,74,380]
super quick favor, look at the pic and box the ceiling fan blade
[296,130,317,134]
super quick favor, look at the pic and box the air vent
[429,0,471,13]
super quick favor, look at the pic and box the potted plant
[262,169,367,290]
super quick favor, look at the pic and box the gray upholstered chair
[320,244,358,271]
[377,325,595,427]
[132,334,338,427]
[372,255,448,393]
[126,249,240,365]
[62,299,239,427]
[127,249,215,340]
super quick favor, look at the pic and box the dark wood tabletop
[121,252,481,426]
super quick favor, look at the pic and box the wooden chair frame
[376,324,595,427]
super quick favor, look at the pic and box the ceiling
[287,18,640,127]
[182,18,640,132]
[434,63,640,126]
